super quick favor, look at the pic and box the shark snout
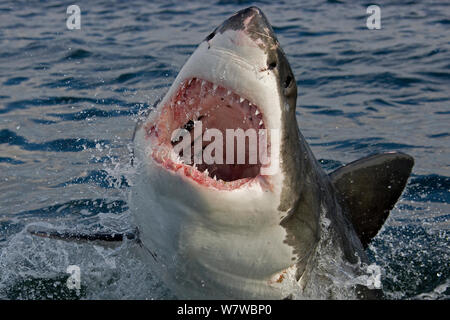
[211,6,279,51]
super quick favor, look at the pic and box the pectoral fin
[329,152,414,248]
[27,225,137,242]
[27,224,158,261]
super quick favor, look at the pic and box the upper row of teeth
[188,79,242,97]
[185,78,264,126]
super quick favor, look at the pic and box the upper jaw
[166,33,284,131]
[155,6,286,133]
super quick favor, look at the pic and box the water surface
[0,0,448,299]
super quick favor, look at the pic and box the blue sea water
[0,0,448,299]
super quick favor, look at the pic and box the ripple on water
[0,0,448,299]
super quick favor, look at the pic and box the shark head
[139,7,301,193]
[132,7,321,299]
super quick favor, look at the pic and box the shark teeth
[155,77,269,189]
[180,77,265,136]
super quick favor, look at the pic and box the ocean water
[0,0,448,299]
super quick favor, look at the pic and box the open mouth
[145,77,270,190]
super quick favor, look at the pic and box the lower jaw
[152,152,255,191]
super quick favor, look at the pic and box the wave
[0,129,108,152]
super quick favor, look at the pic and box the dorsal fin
[329,152,414,248]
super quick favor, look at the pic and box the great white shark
[29,7,414,299]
